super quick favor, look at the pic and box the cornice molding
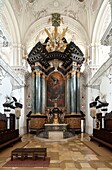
[0,29,9,47]
[101,21,112,46]
[87,56,112,86]
[0,56,25,87]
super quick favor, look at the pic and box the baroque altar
[27,13,85,136]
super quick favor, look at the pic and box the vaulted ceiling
[0,0,111,66]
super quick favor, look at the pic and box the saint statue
[52,103,59,124]
[53,113,59,124]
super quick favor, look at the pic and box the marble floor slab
[0,133,112,170]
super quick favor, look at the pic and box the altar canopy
[27,13,84,115]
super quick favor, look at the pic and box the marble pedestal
[49,131,63,140]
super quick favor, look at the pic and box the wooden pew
[0,129,21,149]
[11,148,47,161]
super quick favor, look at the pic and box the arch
[23,15,89,48]
[4,1,21,44]
[92,0,111,44]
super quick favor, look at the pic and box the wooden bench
[11,148,24,161]
[0,136,21,149]
[90,129,112,149]
[0,129,21,149]
[11,148,47,161]
[90,135,112,149]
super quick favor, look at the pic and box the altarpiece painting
[47,72,65,107]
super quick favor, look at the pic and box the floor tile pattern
[0,133,112,170]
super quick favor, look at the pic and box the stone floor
[0,133,112,170]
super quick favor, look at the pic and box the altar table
[44,124,68,131]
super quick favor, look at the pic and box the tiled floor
[0,133,112,170]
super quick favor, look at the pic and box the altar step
[69,128,81,134]
[30,128,81,139]
[63,131,74,138]
[37,131,48,138]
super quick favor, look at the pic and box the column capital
[66,73,71,78]
[35,69,41,76]
[77,71,80,77]
[41,73,46,79]
[32,71,36,77]
[71,70,77,75]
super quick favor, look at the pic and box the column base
[31,112,41,115]
[71,112,81,115]
[71,112,77,115]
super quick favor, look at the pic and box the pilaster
[87,44,99,76]
[12,44,24,66]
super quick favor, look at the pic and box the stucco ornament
[27,0,35,3]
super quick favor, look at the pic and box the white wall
[0,66,26,135]
[100,76,112,112]
[0,75,12,113]
[85,86,100,135]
